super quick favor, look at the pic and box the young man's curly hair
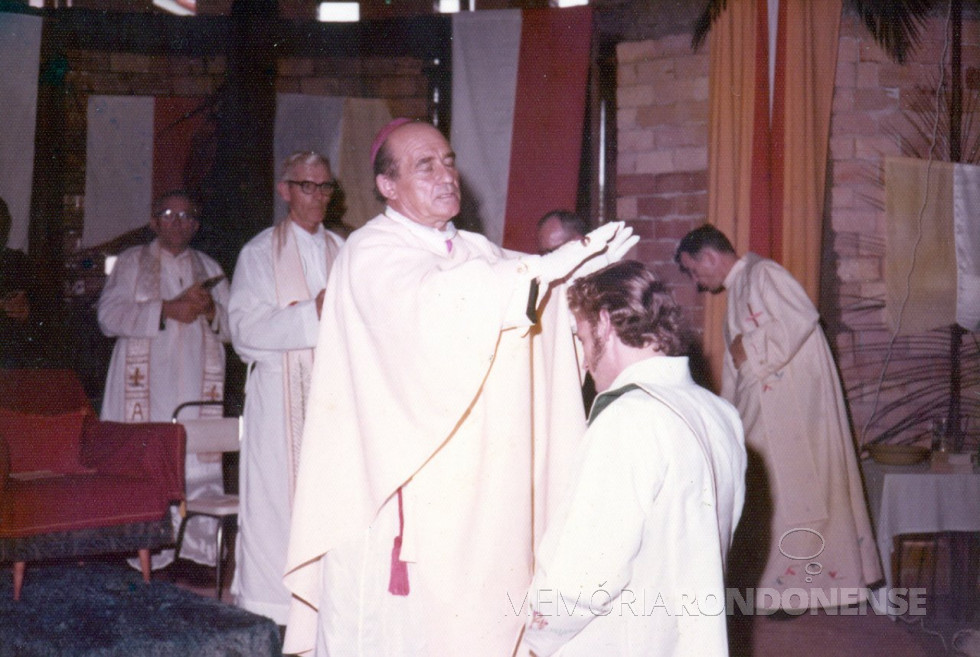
[567,260,686,357]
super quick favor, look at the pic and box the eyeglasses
[288,180,339,195]
[155,209,199,223]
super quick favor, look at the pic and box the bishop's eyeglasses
[288,180,339,195]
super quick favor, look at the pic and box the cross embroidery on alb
[530,610,549,630]
[128,367,146,388]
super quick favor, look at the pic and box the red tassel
[388,535,410,596]
[388,487,410,596]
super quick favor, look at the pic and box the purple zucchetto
[370,117,414,168]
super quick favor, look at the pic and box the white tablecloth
[862,459,980,617]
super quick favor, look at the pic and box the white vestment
[98,239,230,567]
[522,357,746,657]
[283,209,587,656]
[228,220,344,624]
[722,254,882,609]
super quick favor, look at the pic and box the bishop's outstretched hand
[534,221,639,285]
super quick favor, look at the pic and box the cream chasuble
[283,211,586,656]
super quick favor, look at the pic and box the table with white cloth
[861,458,980,617]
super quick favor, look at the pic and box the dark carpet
[0,562,282,656]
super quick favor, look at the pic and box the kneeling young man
[521,260,747,657]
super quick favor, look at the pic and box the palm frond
[691,0,728,52]
[890,78,980,165]
[851,0,938,64]
[691,0,942,64]
[842,329,980,447]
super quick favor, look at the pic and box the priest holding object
[98,190,230,572]
[283,119,637,656]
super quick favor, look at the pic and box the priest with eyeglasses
[228,150,345,625]
[98,189,231,572]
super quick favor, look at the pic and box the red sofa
[0,369,185,599]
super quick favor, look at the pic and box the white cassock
[521,357,746,657]
[98,239,230,568]
[722,253,882,609]
[228,220,344,624]
[283,209,587,656]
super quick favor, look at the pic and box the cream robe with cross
[721,253,882,609]
[283,209,587,656]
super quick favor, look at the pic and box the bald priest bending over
[283,119,638,656]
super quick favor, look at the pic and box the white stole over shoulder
[271,219,342,500]
[123,242,224,422]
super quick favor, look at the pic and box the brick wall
[61,51,227,193]
[829,13,980,447]
[60,49,430,197]
[275,55,429,118]
[615,11,980,448]
[615,34,709,318]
